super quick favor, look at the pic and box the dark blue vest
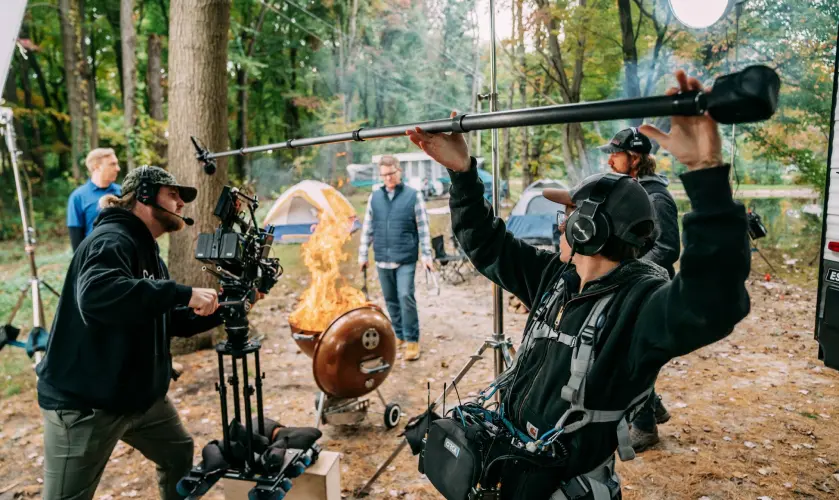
[371,184,419,264]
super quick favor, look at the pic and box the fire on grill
[287,196,402,430]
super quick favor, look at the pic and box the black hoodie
[448,160,750,489]
[36,208,223,414]
[639,173,680,278]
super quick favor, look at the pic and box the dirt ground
[2,256,838,500]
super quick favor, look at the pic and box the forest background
[0,0,837,355]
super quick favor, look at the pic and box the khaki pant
[42,397,194,500]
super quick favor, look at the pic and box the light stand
[0,107,57,363]
[488,0,506,391]
[354,3,514,496]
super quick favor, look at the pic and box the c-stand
[0,107,57,362]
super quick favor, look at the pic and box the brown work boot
[630,424,660,452]
[396,338,406,349]
[654,395,671,424]
[405,342,421,361]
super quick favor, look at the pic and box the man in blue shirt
[67,148,122,250]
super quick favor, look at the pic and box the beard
[153,208,185,232]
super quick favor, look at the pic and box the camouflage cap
[122,165,198,203]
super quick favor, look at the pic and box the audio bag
[424,418,484,500]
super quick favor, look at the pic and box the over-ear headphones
[135,165,158,205]
[565,173,629,256]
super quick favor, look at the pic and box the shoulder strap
[560,294,613,404]
[548,292,656,462]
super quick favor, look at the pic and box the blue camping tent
[506,179,567,248]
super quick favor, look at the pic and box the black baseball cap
[543,173,655,247]
[598,128,652,155]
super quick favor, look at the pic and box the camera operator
[36,166,222,500]
[407,70,750,499]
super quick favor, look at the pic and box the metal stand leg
[355,335,513,497]
[314,391,327,428]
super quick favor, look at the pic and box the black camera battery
[196,233,217,260]
[219,233,245,261]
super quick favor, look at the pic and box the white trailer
[816,24,839,370]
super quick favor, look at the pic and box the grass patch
[0,348,36,398]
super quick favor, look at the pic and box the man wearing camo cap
[36,166,220,500]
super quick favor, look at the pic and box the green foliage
[1,0,835,241]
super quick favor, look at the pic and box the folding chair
[431,235,471,284]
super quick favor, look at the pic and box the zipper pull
[554,305,565,329]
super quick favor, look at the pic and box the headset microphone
[154,203,194,226]
[136,174,195,226]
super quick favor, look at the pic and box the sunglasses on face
[380,170,399,179]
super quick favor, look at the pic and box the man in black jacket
[37,166,222,500]
[599,127,681,451]
[407,70,750,499]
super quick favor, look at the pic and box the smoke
[249,156,295,199]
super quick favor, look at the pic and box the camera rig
[195,185,282,347]
[179,185,322,500]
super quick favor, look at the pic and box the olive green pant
[41,396,194,500]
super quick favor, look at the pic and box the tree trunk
[468,14,481,153]
[285,45,300,152]
[30,53,70,172]
[121,0,137,170]
[234,3,269,182]
[81,0,98,148]
[501,83,513,182]
[147,34,165,121]
[235,67,247,180]
[536,0,590,180]
[168,0,231,354]
[147,33,166,163]
[18,54,47,173]
[516,0,530,186]
[29,53,72,149]
[618,0,641,104]
[58,0,84,181]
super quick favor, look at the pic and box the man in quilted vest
[359,155,434,361]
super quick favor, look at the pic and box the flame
[288,190,366,332]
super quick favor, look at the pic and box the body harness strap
[478,287,652,463]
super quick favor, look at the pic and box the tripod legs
[354,336,515,497]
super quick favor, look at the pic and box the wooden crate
[222,450,340,500]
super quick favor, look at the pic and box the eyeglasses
[380,170,399,179]
[556,210,567,231]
